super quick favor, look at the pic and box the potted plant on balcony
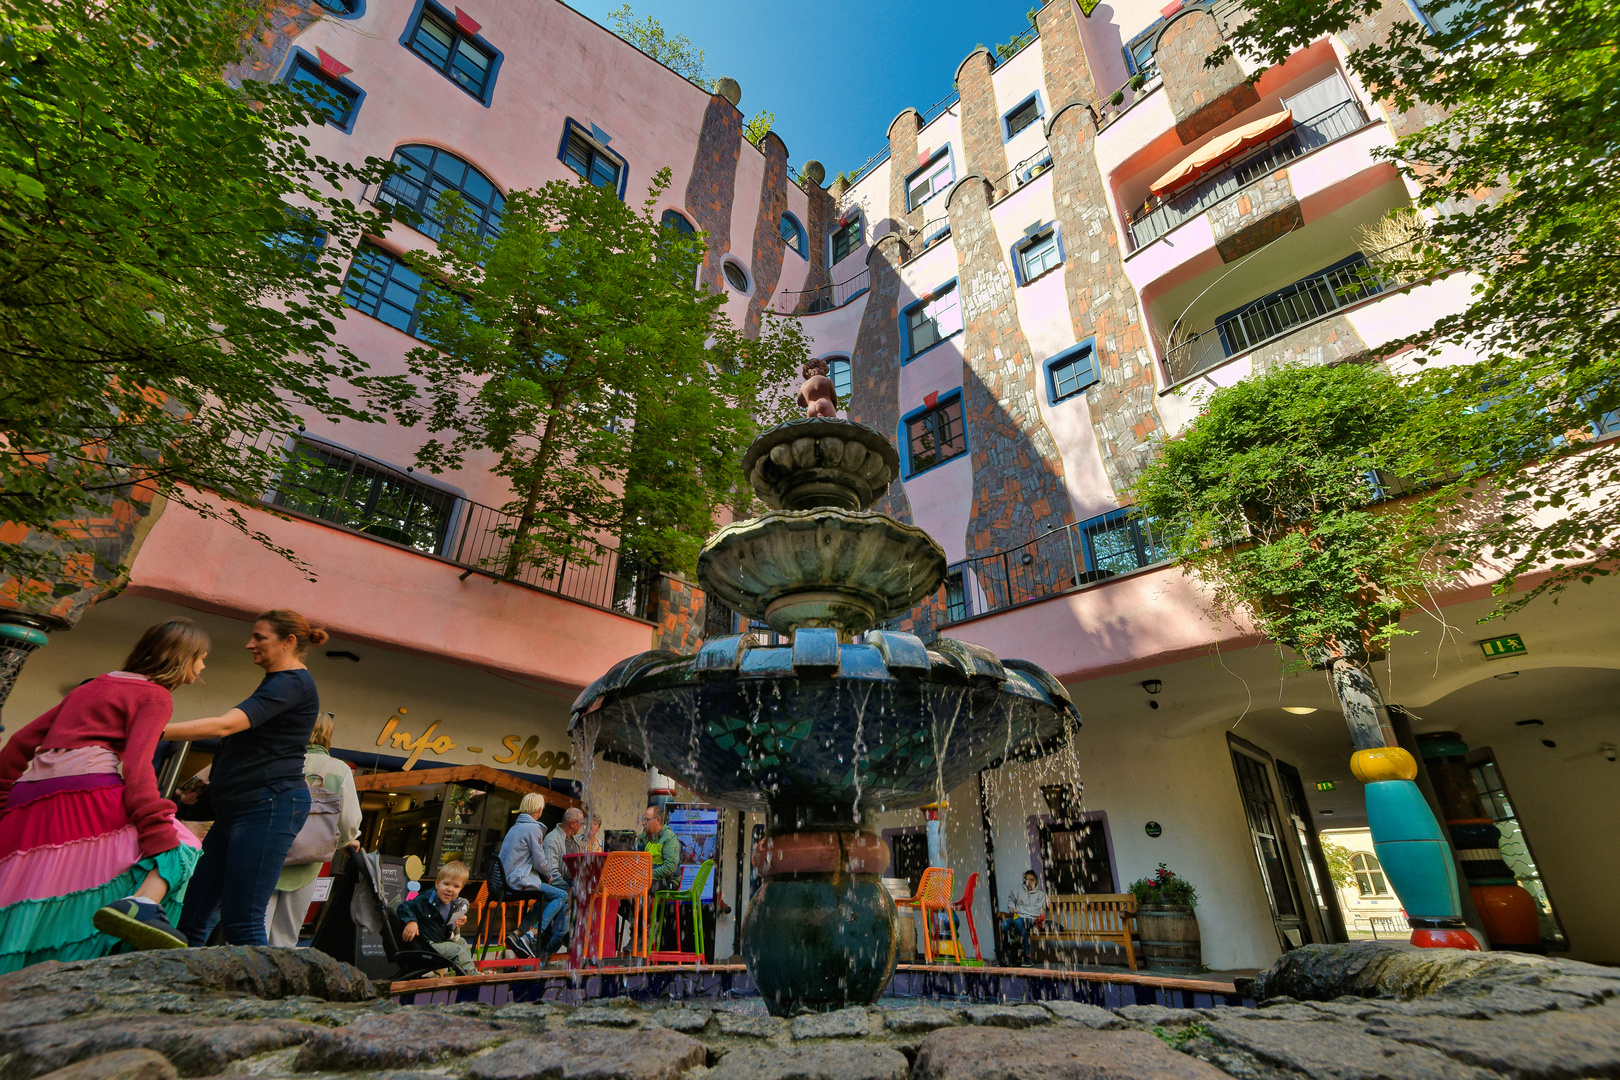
[1128,863,1201,972]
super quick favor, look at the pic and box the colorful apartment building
[3,0,1616,970]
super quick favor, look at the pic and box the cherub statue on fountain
[796,357,838,418]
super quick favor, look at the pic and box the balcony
[773,266,870,315]
[1125,99,1373,252]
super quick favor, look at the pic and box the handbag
[284,774,344,865]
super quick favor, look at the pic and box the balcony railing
[773,266,870,314]
[940,509,1169,625]
[1163,255,1388,382]
[1125,99,1373,251]
[258,434,657,620]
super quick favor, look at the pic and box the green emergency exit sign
[1316,780,1336,792]
[1479,634,1527,660]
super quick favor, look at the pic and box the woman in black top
[164,610,327,946]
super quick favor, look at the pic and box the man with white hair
[542,806,585,886]
[499,792,567,961]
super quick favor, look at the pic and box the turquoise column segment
[1365,779,1460,920]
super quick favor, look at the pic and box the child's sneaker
[94,897,187,951]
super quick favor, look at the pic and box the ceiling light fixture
[1141,680,1162,695]
[1514,718,1544,728]
[1281,706,1318,714]
[1493,670,1520,680]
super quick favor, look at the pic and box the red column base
[1410,927,1481,950]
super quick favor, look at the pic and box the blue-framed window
[830,213,862,265]
[283,52,362,132]
[403,0,501,103]
[559,120,627,198]
[266,211,327,271]
[1003,93,1043,140]
[316,0,364,16]
[825,357,852,401]
[1014,224,1063,284]
[905,148,955,211]
[1080,509,1168,574]
[1044,340,1098,405]
[1215,253,1385,356]
[1124,18,1166,77]
[944,570,969,621]
[904,393,967,476]
[661,209,695,234]
[1405,0,1475,37]
[342,244,427,337]
[902,281,962,359]
[780,213,806,257]
[379,145,504,241]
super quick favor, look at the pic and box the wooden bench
[1028,893,1138,971]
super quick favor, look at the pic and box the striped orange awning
[1149,109,1294,197]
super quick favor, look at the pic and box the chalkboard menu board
[354,855,409,979]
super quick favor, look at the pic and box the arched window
[825,357,851,401]
[661,209,696,234]
[379,145,504,241]
[780,213,806,257]
[1350,852,1389,897]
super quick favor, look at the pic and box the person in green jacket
[635,805,682,889]
[265,714,361,947]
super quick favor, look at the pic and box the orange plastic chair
[950,871,983,963]
[896,867,958,964]
[471,877,537,968]
[584,851,653,964]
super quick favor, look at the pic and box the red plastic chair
[950,871,983,963]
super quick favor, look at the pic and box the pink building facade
[5,0,1617,970]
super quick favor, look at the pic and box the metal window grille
[341,244,426,337]
[907,284,962,355]
[407,7,495,97]
[274,440,457,554]
[1082,511,1167,575]
[379,145,504,241]
[1019,229,1061,280]
[285,60,357,127]
[906,397,966,474]
[1217,255,1385,355]
[562,130,622,190]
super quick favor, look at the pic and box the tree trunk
[502,402,566,580]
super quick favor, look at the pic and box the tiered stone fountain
[571,375,1079,1015]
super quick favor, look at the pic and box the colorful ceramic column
[0,613,51,716]
[1417,732,1542,951]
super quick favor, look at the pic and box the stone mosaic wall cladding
[1334,4,1450,139]
[946,177,1076,607]
[796,181,836,308]
[685,96,744,296]
[886,110,925,237]
[1044,102,1166,500]
[223,2,328,86]
[653,576,706,653]
[1210,170,1304,262]
[743,134,790,336]
[1248,314,1369,375]
[956,49,1010,185]
[0,483,161,627]
[1157,9,1261,143]
[1034,0,1093,106]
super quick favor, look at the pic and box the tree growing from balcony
[0,0,395,605]
[1223,0,1620,613]
[373,170,808,579]
[606,5,713,90]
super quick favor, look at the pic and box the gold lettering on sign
[371,709,571,776]
[493,735,573,780]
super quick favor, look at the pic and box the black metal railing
[1125,99,1372,251]
[1163,255,1388,382]
[939,509,1169,624]
[257,433,656,620]
[773,265,871,314]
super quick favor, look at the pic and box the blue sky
[563,1,1036,177]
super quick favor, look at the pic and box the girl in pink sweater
[0,619,210,970]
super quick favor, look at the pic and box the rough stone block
[567,1009,642,1028]
[293,1011,512,1070]
[1040,1001,1126,1029]
[1252,942,1548,1003]
[649,1007,710,1033]
[3,1017,312,1079]
[882,1005,960,1033]
[966,1004,1052,1028]
[791,1006,872,1039]
[0,946,373,1005]
[716,1012,783,1038]
[1203,1016,1492,1080]
[706,1043,910,1080]
[914,1026,1230,1079]
[464,1029,707,1080]
[31,1049,178,1080]
[1113,1005,1208,1027]
[1366,1008,1620,1077]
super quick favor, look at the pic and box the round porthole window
[723,260,750,292]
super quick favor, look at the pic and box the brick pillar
[946,177,1075,602]
[652,575,706,653]
[886,108,924,238]
[847,235,915,528]
[745,132,790,335]
[685,94,744,295]
[796,178,835,309]
[1045,103,1164,500]
[955,48,1010,190]
[1035,0,1095,107]
[1156,9,1260,143]
[223,2,328,87]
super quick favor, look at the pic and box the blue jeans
[515,882,569,952]
[179,780,310,947]
[1006,915,1037,957]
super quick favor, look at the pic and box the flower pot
[1137,903,1201,973]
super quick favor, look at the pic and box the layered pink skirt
[0,748,199,972]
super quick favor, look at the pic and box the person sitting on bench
[398,860,473,971]
[1004,869,1047,963]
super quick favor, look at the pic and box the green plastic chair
[651,859,714,958]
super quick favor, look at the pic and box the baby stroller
[335,850,467,980]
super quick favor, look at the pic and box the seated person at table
[1004,870,1048,964]
[543,807,586,886]
[500,793,568,960]
[398,861,474,970]
[636,805,682,891]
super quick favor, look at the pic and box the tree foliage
[1321,838,1356,891]
[371,171,808,577]
[1133,363,1444,667]
[743,110,776,148]
[0,0,393,598]
[1222,0,1620,609]
[606,4,713,90]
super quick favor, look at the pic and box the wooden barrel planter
[1138,905,1202,973]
